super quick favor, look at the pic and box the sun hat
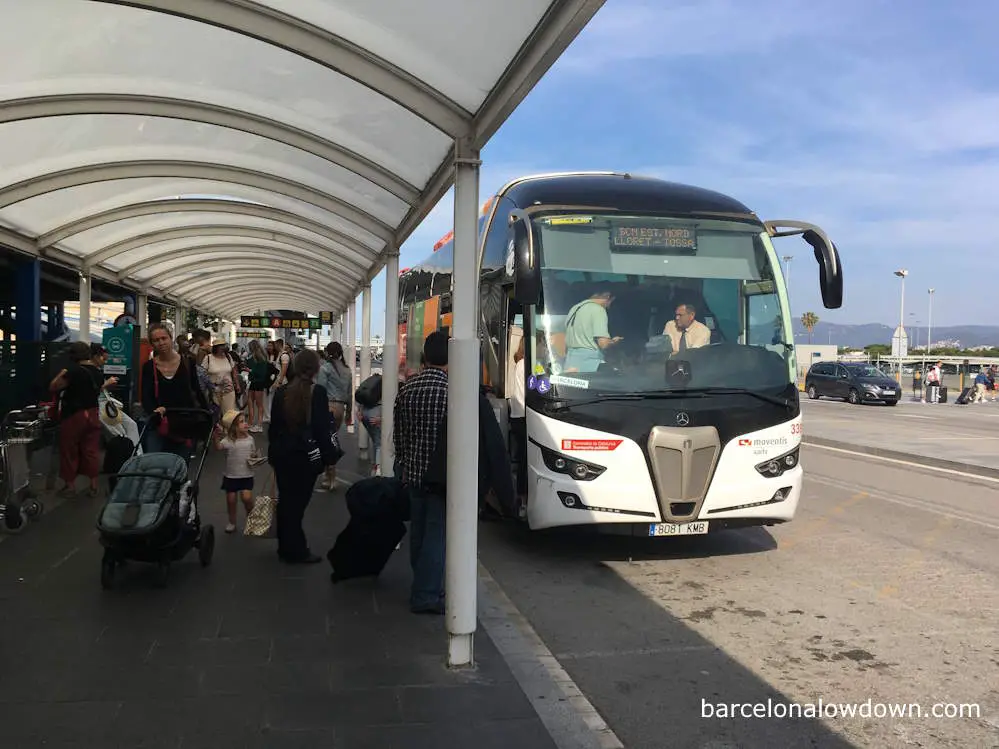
[220,409,241,434]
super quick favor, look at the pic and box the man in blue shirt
[972,369,990,403]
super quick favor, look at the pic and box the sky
[352,0,999,339]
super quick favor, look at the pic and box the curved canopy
[0,0,604,318]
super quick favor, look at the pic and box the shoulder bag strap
[565,300,595,332]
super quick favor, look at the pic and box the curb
[802,436,999,480]
[477,562,625,749]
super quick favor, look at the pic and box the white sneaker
[225,523,236,533]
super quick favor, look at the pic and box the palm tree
[801,312,819,343]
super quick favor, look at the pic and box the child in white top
[213,409,259,533]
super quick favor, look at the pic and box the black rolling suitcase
[938,386,948,403]
[327,517,406,582]
[956,387,973,404]
[103,436,136,491]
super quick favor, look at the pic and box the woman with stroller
[141,322,210,458]
[268,349,335,564]
[317,342,351,491]
[49,341,118,497]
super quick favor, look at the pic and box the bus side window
[482,195,519,271]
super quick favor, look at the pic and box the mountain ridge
[790,321,999,349]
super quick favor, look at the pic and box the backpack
[280,352,294,383]
[355,374,382,408]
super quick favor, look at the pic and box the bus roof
[402,173,761,280]
[500,172,759,218]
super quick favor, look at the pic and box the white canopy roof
[0,0,603,319]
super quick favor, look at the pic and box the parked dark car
[805,361,901,405]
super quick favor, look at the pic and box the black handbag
[303,386,322,466]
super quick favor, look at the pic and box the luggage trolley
[0,407,47,533]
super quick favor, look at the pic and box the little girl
[213,409,259,533]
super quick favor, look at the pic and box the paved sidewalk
[801,397,999,476]
[0,430,557,748]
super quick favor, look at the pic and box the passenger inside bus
[560,285,624,372]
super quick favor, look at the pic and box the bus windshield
[528,213,795,399]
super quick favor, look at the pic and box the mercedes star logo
[675,412,690,426]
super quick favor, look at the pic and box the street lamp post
[924,288,934,396]
[782,255,793,311]
[926,288,934,360]
[894,269,908,382]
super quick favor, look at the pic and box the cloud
[546,0,999,326]
[558,0,853,71]
[361,0,999,336]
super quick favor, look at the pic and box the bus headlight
[755,447,799,478]
[537,443,606,481]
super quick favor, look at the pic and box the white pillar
[347,299,357,434]
[381,251,400,477]
[174,305,184,340]
[446,138,481,668]
[136,293,148,336]
[359,284,372,455]
[78,273,91,342]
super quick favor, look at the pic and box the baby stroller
[96,408,216,589]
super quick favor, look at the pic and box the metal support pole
[926,288,934,362]
[78,273,91,342]
[381,252,400,477]
[174,305,184,341]
[893,269,907,383]
[347,299,356,434]
[14,259,41,407]
[136,293,148,337]
[898,277,905,383]
[446,138,482,668]
[359,284,372,456]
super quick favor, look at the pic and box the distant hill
[790,320,999,349]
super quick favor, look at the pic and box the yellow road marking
[780,491,868,549]
[878,515,954,598]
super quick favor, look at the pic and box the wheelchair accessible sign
[102,326,132,375]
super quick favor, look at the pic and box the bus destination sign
[611,224,696,252]
[240,316,322,330]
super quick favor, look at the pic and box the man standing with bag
[393,332,449,614]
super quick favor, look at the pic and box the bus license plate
[648,521,709,537]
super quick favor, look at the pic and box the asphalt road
[479,445,999,749]
[800,396,999,474]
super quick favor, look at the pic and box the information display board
[240,316,322,330]
[611,224,696,252]
[102,325,132,375]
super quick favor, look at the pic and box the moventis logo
[738,437,789,447]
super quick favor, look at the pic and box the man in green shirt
[562,288,623,372]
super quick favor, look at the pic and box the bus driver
[663,303,711,355]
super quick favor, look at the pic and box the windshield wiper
[547,390,706,412]
[545,387,791,412]
[667,387,792,408]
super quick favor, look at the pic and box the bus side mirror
[803,229,843,310]
[764,220,843,310]
[508,211,540,306]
